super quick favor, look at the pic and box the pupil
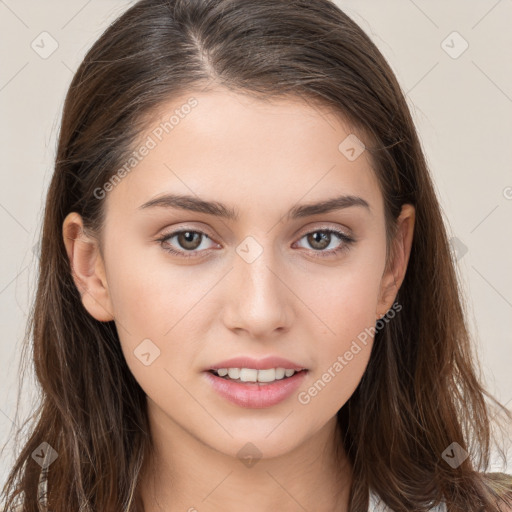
[309,232,329,250]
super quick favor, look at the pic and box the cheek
[103,240,211,380]
[103,253,194,403]
[299,246,384,406]
[298,290,377,416]
[310,249,385,344]
[101,238,174,356]
[104,233,195,331]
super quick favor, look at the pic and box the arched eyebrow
[138,193,371,221]
[286,195,371,220]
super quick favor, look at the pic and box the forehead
[104,88,382,220]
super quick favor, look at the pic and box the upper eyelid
[158,221,352,238]
[158,226,217,244]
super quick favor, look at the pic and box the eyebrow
[138,193,371,221]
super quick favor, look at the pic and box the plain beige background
[1,0,511,490]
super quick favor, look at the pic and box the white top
[369,489,447,511]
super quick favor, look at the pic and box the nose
[221,244,294,339]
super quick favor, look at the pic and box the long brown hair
[1,0,511,510]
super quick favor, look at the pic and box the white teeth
[227,368,240,379]
[214,367,301,383]
[239,368,258,382]
[275,368,286,380]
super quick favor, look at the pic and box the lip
[204,356,308,372]
[203,369,308,408]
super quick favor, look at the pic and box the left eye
[157,228,354,259]
[294,229,354,256]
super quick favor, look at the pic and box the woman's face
[64,88,413,460]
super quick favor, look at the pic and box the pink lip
[203,370,308,408]
[205,356,307,371]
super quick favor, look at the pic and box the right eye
[156,229,218,259]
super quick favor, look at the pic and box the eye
[156,229,217,259]
[156,227,355,260]
[294,228,355,258]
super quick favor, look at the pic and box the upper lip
[205,356,308,372]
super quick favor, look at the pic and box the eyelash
[156,227,355,260]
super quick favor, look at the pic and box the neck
[139,401,352,512]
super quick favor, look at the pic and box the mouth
[203,368,309,408]
[207,367,308,384]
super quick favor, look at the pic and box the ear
[376,203,415,319]
[62,212,115,322]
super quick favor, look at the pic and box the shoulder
[368,490,445,511]
[2,504,23,512]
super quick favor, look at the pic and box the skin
[63,88,415,512]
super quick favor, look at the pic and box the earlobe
[62,212,115,322]
[376,204,415,319]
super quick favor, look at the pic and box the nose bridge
[224,235,292,335]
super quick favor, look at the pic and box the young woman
[1,0,511,511]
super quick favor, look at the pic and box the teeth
[214,367,301,383]
[227,368,240,379]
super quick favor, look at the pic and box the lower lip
[203,370,308,409]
